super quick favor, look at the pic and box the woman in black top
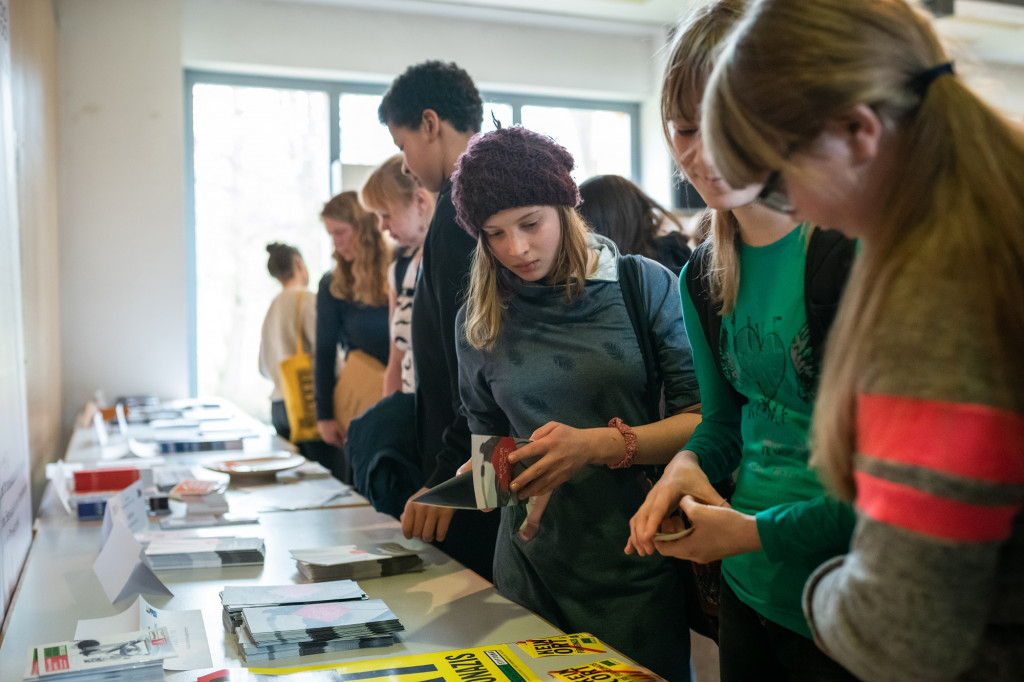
[314,191,391,471]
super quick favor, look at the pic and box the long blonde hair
[320,191,390,306]
[703,0,1024,499]
[662,0,747,314]
[463,206,592,351]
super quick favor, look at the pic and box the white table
[55,414,372,513]
[0,490,559,681]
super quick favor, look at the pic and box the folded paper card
[75,596,211,671]
[414,435,533,509]
[93,519,172,604]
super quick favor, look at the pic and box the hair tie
[910,61,954,96]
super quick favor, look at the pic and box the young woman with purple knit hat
[451,126,701,680]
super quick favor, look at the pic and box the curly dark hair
[378,60,483,134]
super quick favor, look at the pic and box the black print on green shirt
[719,316,818,420]
[790,322,818,403]
[732,317,787,400]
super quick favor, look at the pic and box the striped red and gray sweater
[803,252,1024,681]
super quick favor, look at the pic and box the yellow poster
[548,658,662,682]
[246,634,665,682]
[515,635,608,659]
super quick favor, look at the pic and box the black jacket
[411,180,476,487]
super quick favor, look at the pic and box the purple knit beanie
[451,126,581,238]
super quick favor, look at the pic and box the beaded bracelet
[607,417,638,469]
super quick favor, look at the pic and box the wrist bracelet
[607,417,638,469]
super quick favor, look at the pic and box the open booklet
[414,435,533,509]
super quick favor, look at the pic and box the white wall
[56,0,188,428]
[54,0,672,430]
[49,0,1024,439]
[1,0,35,623]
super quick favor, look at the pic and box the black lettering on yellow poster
[548,658,660,682]
[516,634,606,658]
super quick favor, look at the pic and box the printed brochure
[414,435,533,509]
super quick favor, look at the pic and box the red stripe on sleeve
[855,471,1019,542]
[858,393,1024,484]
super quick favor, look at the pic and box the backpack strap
[685,228,856,388]
[804,227,857,360]
[618,255,661,423]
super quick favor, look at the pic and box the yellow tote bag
[332,349,385,430]
[279,292,320,442]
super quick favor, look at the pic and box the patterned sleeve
[803,263,1024,680]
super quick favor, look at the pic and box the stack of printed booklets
[168,479,229,516]
[289,542,424,581]
[221,580,403,662]
[143,534,265,570]
[23,627,176,681]
[220,579,367,633]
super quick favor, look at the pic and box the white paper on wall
[0,0,35,628]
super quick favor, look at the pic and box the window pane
[340,93,396,166]
[483,102,513,132]
[192,84,332,422]
[521,105,632,182]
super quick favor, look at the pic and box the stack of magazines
[168,479,229,516]
[144,535,265,570]
[289,542,424,581]
[219,579,368,633]
[237,600,404,663]
[23,627,176,681]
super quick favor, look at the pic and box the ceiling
[400,0,694,25]
[281,0,1024,62]
[274,0,697,31]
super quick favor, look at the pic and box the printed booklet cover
[24,626,176,680]
[414,435,533,509]
[241,599,403,646]
[221,580,368,633]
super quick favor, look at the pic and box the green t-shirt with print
[680,224,855,638]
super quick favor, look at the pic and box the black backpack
[684,227,856,401]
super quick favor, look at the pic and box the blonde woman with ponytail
[627,2,859,680]
[314,191,391,475]
[700,0,1024,680]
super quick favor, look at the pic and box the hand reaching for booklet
[506,421,622,498]
[400,460,474,543]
